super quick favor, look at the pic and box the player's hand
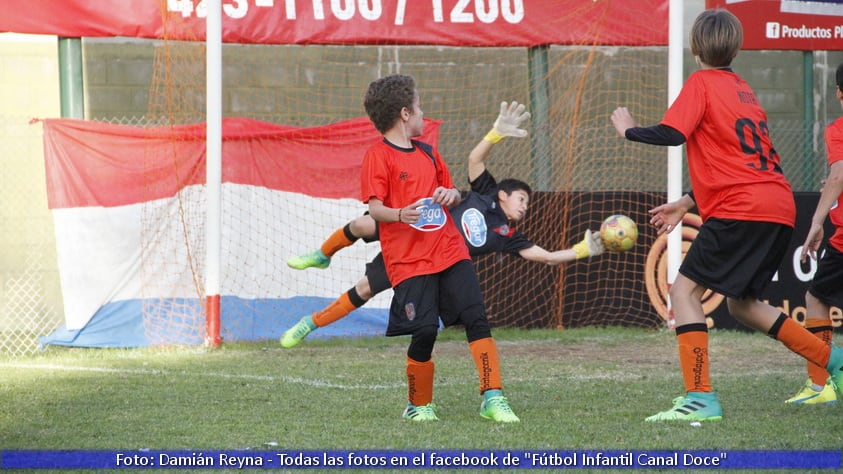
[485,101,530,143]
[610,107,636,138]
[800,223,824,262]
[431,187,460,208]
[648,202,685,235]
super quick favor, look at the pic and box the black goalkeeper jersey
[450,169,533,257]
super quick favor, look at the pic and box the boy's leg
[281,253,389,348]
[804,303,834,386]
[279,288,363,348]
[787,250,843,403]
[389,276,440,422]
[785,294,836,404]
[729,297,843,399]
[287,215,379,270]
[286,224,355,269]
[646,276,722,422]
[729,298,832,368]
[403,326,438,421]
[442,261,519,423]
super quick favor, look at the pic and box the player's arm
[517,230,604,266]
[469,101,531,182]
[801,160,843,261]
[367,198,421,225]
[649,193,695,235]
[610,107,685,146]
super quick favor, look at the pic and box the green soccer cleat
[280,315,317,348]
[645,392,723,422]
[826,347,843,398]
[286,250,330,270]
[402,403,439,421]
[479,390,520,423]
[785,379,838,405]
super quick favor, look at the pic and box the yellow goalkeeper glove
[484,101,531,144]
[572,229,604,259]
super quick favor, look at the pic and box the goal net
[44,1,673,347]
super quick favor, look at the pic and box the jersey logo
[410,197,447,232]
[494,224,513,237]
[832,199,838,211]
[460,208,487,247]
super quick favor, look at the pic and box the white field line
[0,362,799,389]
[0,363,404,390]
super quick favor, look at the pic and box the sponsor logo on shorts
[405,302,416,321]
[460,208,487,247]
[410,197,447,232]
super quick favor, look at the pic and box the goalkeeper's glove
[484,101,531,144]
[572,229,604,259]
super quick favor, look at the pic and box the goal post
[205,0,222,347]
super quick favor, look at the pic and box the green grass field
[1,326,842,472]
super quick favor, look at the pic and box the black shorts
[386,259,484,337]
[364,253,392,295]
[679,218,792,300]
[808,244,843,308]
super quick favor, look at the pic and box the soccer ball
[600,214,638,252]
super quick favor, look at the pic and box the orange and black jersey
[361,138,469,287]
[628,67,795,227]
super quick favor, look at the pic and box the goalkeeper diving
[282,100,605,348]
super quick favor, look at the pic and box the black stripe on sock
[675,323,708,336]
[767,313,788,338]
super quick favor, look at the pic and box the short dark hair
[497,178,532,197]
[837,63,843,90]
[689,9,742,68]
[363,74,416,134]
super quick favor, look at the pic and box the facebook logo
[766,22,781,38]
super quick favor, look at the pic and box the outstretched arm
[610,107,685,146]
[468,101,531,182]
[517,230,604,266]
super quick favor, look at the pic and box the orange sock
[772,315,832,377]
[469,337,502,394]
[676,328,711,393]
[805,318,833,385]
[774,315,832,368]
[406,357,434,406]
[320,226,355,257]
[311,292,357,327]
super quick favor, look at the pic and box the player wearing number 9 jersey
[660,62,794,226]
[611,8,843,423]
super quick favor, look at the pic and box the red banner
[2,0,667,47]
[40,116,441,209]
[707,0,843,50]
